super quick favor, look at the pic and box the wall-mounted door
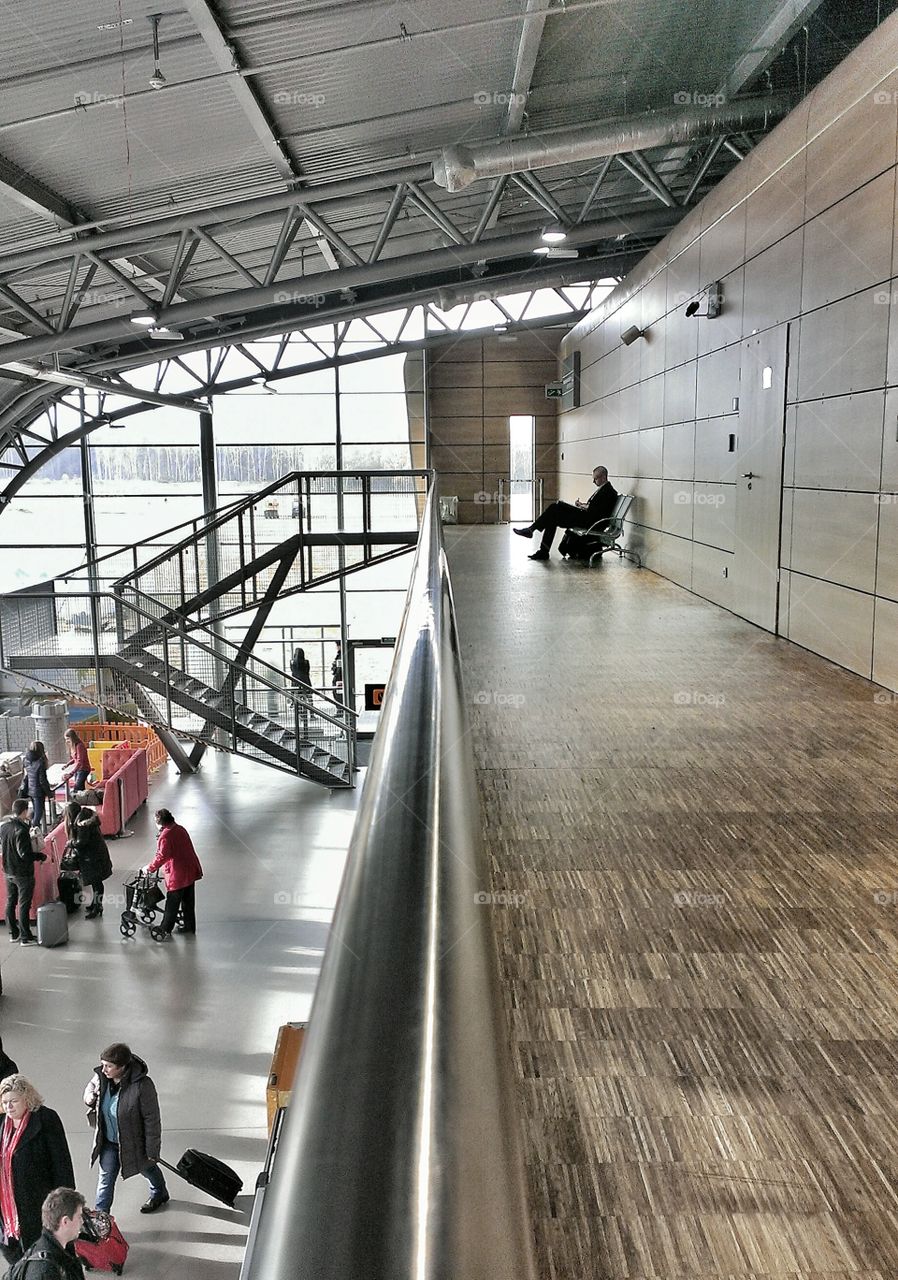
[732,328,788,632]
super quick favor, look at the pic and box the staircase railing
[0,588,355,782]
[113,469,429,626]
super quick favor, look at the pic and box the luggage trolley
[120,870,169,942]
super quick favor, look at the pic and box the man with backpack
[3,1187,85,1279]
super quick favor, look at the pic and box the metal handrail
[241,486,536,1280]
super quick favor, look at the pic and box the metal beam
[473,177,509,242]
[576,156,614,223]
[368,185,407,263]
[0,208,676,363]
[506,0,548,133]
[405,182,468,246]
[625,151,678,207]
[683,136,726,205]
[510,172,570,225]
[615,154,677,208]
[0,152,81,224]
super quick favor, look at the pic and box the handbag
[29,827,44,854]
[60,843,80,873]
[73,788,102,805]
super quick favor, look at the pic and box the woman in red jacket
[61,729,90,793]
[143,809,203,937]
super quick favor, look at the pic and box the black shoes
[8,928,19,943]
[140,1193,170,1214]
[513,526,534,538]
[528,549,549,561]
[20,937,37,947]
[85,903,103,919]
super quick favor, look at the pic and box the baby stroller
[120,870,169,942]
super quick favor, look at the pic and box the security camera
[149,68,167,89]
[621,325,645,346]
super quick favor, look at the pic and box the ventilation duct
[432,95,789,191]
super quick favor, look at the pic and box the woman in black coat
[0,1040,17,1083]
[64,803,112,919]
[21,742,53,831]
[0,1076,74,1264]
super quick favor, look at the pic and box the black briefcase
[159,1149,243,1207]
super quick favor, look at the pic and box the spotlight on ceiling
[148,13,166,89]
[540,225,567,244]
[621,324,647,346]
[130,313,157,327]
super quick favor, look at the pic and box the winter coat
[146,823,203,892]
[61,741,89,784]
[1,1107,75,1252]
[12,1228,84,1280]
[290,651,311,686]
[68,812,112,886]
[0,818,43,880]
[0,1045,17,1082]
[20,751,52,806]
[84,1056,162,1180]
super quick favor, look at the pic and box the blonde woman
[0,1075,74,1264]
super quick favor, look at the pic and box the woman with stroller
[0,1074,75,1264]
[64,802,112,919]
[142,809,203,937]
[61,731,90,795]
[21,742,53,831]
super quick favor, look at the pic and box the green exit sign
[545,382,563,398]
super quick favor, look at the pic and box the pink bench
[73,747,149,837]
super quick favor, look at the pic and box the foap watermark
[873,290,898,305]
[473,490,503,505]
[474,890,526,907]
[673,690,725,706]
[473,690,526,708]
[474,90,527,107]
[673,890,725,907]
[873,890,898,905]
[874,494,898,504]
[673,490,727,506]
[873,690,898,704]
[273,90,326,108]
[273,890,306,906]
[273,289,327,308]
[74,90,124,110]
[873,90,898,105]
[673,90,726,108]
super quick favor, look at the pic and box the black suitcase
[159,1149,242,1207]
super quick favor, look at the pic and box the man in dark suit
[514,466,619,560]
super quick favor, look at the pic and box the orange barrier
[76,723,168,773]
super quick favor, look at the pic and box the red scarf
[0,1111,29,1243]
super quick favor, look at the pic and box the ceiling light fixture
[540,225,567,244]
[130,312,157,327]
[533,246,579,260]
[148,14,166,89]
[148,325,184,341]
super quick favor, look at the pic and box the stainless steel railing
[241,485,536,1279]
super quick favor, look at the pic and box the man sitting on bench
[514,466,619,560]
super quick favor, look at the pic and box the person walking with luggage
[60,733,89,796]
[0,1076,75,1265]
[21,744,53,833]
[9,1188,86,1280]
[142,810,203,938]
[1,800,47,946]
[63,804,112,920]
[83,1044,169,1216]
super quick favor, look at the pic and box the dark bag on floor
[57,872,83,914]
[159,1148,243,1207]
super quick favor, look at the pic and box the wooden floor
[447,526,898,1280]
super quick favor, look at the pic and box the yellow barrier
[76,723,168,774]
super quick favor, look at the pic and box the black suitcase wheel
[120,920,136,938]
[112,1267,123,1276]
[150,925,167,943]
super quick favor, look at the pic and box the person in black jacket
[514,466,619,560]
[6,1187,85,1279]
[0,1076,75,1265]
[63,805,112,920]
[0,1040,17,1082]
[1,800,47,946]
[20,744,53,833]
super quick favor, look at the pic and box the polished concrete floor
[448,526,898,1280]
[0,752,359,1278]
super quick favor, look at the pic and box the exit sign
[545,382,563,398]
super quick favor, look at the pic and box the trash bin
[439,495,458,524]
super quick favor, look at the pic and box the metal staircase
[0,470,429,788]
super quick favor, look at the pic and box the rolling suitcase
[76,1209,129,1274]
[57,871,83,914]
[159,1148,243,1207]
[36,899,68,947]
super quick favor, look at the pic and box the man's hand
[575,498,586,509]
